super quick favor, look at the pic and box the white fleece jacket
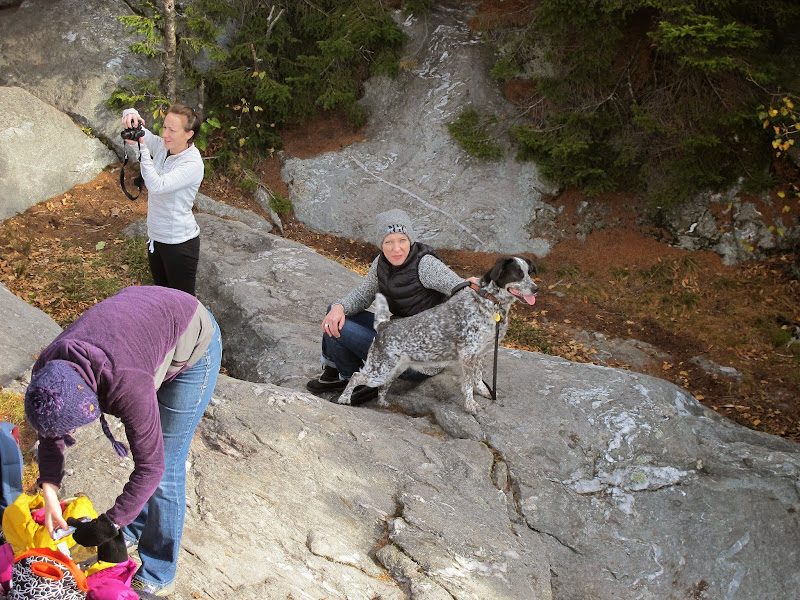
[123,108,204,244]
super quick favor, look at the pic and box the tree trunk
[163,0,177,102]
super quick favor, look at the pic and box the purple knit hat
[25,360,129,457]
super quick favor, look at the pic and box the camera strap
[120,140,144,201]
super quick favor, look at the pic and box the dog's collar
[451,281,500,305]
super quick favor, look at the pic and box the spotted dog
[337,256,538,414]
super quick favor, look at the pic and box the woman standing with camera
[121,105,204,296]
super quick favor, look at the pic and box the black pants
[148,236,200,296]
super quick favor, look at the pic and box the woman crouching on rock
[24,285,222,598]
[306,208,473,405]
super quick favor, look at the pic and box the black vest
[376,242,447,318]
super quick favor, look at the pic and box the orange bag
[7,547,89,599]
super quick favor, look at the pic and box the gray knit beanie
[375,209,415,246]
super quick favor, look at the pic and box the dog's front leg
[473,355,493,399]
[459,355,482,415]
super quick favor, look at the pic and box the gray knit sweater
[335,254,465,315]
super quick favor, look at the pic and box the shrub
[269,193,292,215]
[484,0,800,202]
[111,0,412,165]
[448,110,505,159]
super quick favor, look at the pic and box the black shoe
[349,385,380,405]
[306,366,348,393]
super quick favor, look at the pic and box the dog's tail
[373,293,391,331]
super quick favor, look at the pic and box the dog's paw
[463,398,481,415]
[336,392,353,406]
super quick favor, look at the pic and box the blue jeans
[122,312,222,590]
[320,308,428,381]
[322,310,376,379]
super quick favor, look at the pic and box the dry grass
[0,391,40,492]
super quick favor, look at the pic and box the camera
[120,124,144,141]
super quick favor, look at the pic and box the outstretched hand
[41,482,68,535]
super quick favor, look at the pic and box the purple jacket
[33,286,213,526]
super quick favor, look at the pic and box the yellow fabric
[1,494,98,557]
[84,559,119,576]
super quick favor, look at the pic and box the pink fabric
[0,542,13,593]
[31,501,69,525]
[87,559,138,600]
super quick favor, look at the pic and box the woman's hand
[41,482,67,536]
[322,304,346,338]
[122,112,145,129]
[121,112,146,146]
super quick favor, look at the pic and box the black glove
[97,531,127,563]
[67,513,118,547]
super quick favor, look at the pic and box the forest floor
[1,113,799,448]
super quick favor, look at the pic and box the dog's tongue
[510,289,537,305]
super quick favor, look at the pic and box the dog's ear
[524,257,537,276]
[482,257,509,285]
[482,257,517,286]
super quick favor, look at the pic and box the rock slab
[0,282,61,388]
[0,87,116,222]
[282,4,558,255]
